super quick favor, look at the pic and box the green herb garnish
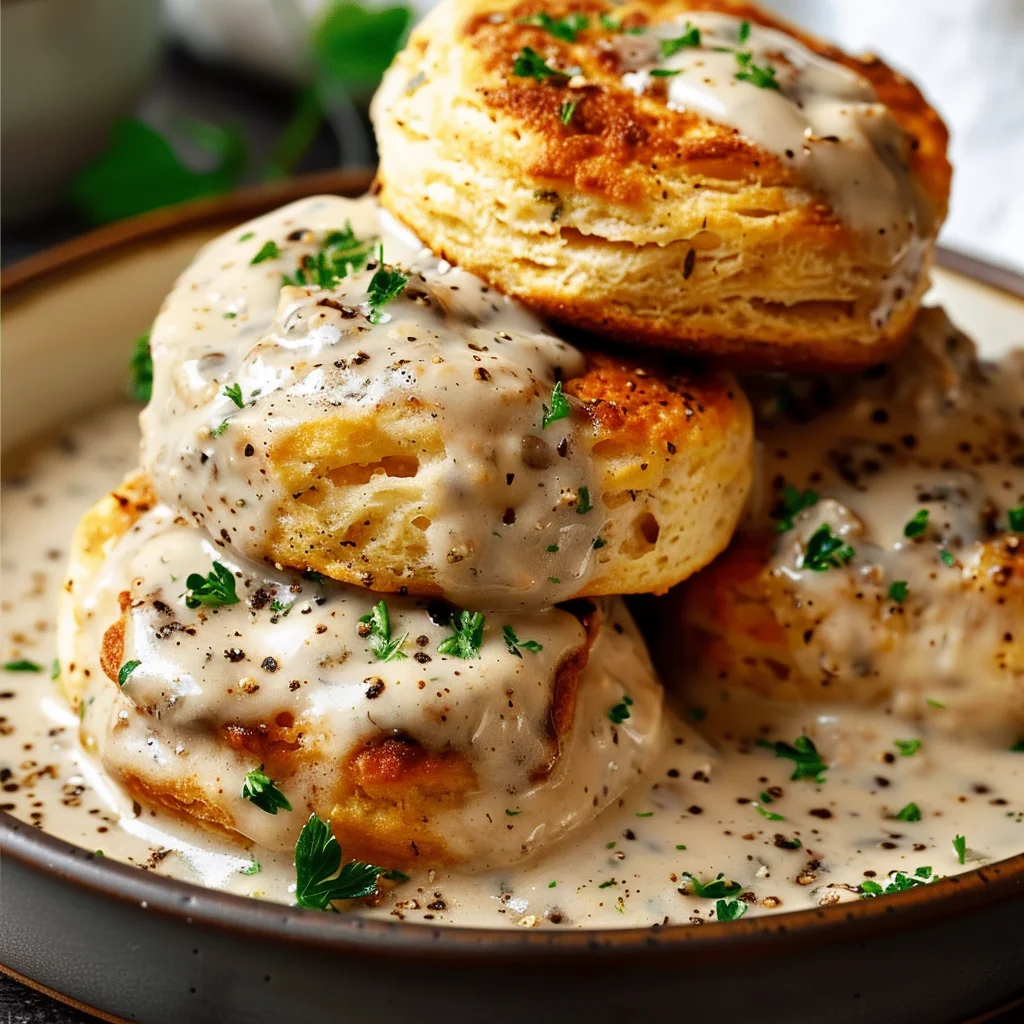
[888,580,909,603]
[51,658,61,680]
[734,51,779,90]
[895,739,921,757]
[4,659,42,672]
[800,524,854,572]
[250,240,281,265]
[940,549,957,567]
[437,610,485,659]
[681,872,742,899]
[859,866,937,898]
[129,330,153,403]
[240,860,261,876]
[117,660,141,687]
[607,695,634,724]
[1009,505,1024,532]
[241,765,292,815]
[774,486,819,532]
[366,245,408,320]
[358,600,408,661]
[211,421,230,437]
[737,19,751,43]
[282,223,376,289]
[953,834,967,864]
[757,735,828,783]
[505,808,522,817]
[223,383,244,408]
[896,802,921,822]
[576,486,593,514]
[512,46,571,82]
[559,99,578,125]
[541,380,571,428]
[184,561,240,609]
[755,802,785,821]
[659,23,701,56]
[903,508,929,538]
[649,69,682,78]
[518,11,588,42]
[294,812,389,909]
[716,898,746,921]
[503,625,543,657]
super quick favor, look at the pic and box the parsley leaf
[896,802,921,822]
[895,739,921,757]
[184,562,240,609]
[518,11,589,42]
[940,549,957,567]
[660,23,701,56]
[4,659,41,672]
[1009,505,1024,532]
[716,897,747,921]
[953,834,967,864]
[512,46,571,82]
[129,330,153,402]
[294,812,387,909]
[560,99,578,125]
[283,223,376,289]
[755,802,785,821]
[542,380,571,428]
[607,695,634,724]
[774,486,819,532]
[503,625,543,657]
[734,51,779,90]
[903,508,929,538]
[366,245,408,320]
[681,872,742,899]
[250,240,281,265]
[800,524,854,572]
[223,383,245,408]
[51,659,61,680]
[118,660,141,687]
[888,580,909,603]
[649,68,681,78]
[241,765,292,814]
[357,600,407,661]
[437,610,485,659]
[211,421,230,437]
[859,867,938,898]
[240,860,261,876]
[757,735,828,783]
[738,19,751,43]
[576,486,593,514]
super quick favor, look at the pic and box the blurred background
[2,0,1022,271]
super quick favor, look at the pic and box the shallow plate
[2,172,1023,1024]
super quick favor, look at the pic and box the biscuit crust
[372,0,951,368]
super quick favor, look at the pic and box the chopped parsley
[599,12,644,33]
[512,46,571,82]
[4,659,41,672]
[240,860,261,876]
[598,878,617,889]
[953,834,967,864]
[505,808,522,817]
[559,99,578,125]
[940,549,957,567]
[239,231,255,242]
[659,23,701,56]
[903,508,929,538]
[800,524,854,572]
[117,660,141,687]
[357,600,408,661]
[649,69,682,78]
[774,486,818,532]
[223,383,244,408]
[51,658,61,680]
[737,19,751,43]
[128,330,153,402]
[888,580,909,603]
[755,802,785,821]
[518,11,588,42]
[541,380,571,428]
[223,311,237,319]
[546,543,560,552]
[250,240,281,265]
[859,866,936,898]
[895,739,922,757]
[896,802,921,822]
[927,698,946,709]
[184,561,240,609]
[437,610,485,659]
[607,695,634,724]
[576,486,593,514]
[241,765,292,815]
[757,735,828,783]
[366,244,408,317]
[636,811,653,818]
[270,599,294,616]
[294,812,389,909]
[1009,505,1024,532]
[211,421,230,437]
[282,223,376,289]
[503,625,543,657]
[681,872,742,899]
[716,898,747,922]
[734,51,779,90]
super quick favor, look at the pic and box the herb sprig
[800,524,854,572]
[241,765,292,815]
[358,600,408,661]
[184,562,240,609]
[681,872,742,899]
[518,11,588,42]
[757,735,828,783]
[437,610,486,659]
[503,625,543,657]
[294,813,390,909]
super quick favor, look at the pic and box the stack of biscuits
[64,0,1018,885]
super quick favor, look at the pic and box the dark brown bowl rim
[2,170,1023,963]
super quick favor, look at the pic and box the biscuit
[372,0,951,368]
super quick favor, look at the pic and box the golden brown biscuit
[143,194,753,606]
[60,476,664,868]
[372,0,951,369]
[674,308,1024,739]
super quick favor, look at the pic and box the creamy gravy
[2,400,1022,928]
[143,195,609,608]
[616,12,934,325]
